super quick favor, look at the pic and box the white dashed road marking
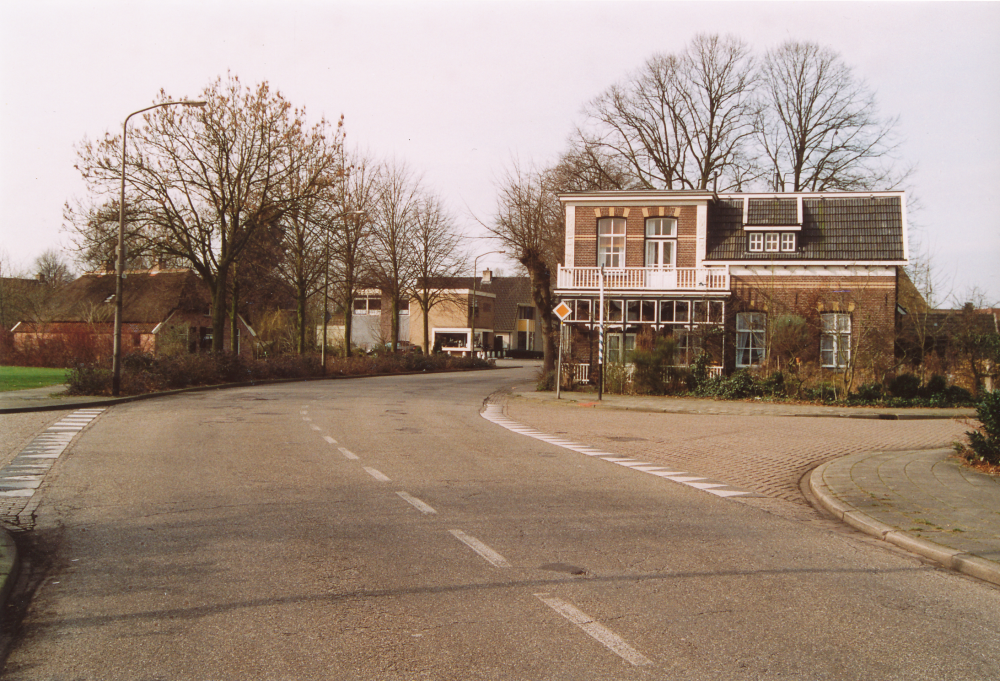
[448,529,511,568]
[481,403,752,499]
[363,467,390,482]
[396,491,437,515]
[323,436,337,444]
[338,447,359,460]
[534,593,654,667]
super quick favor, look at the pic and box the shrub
[850,382,884,403]
[961,390,1000,466]
[922,374,948,397]
[888,373,922,399]
[66,362,113,395]
[631,336,677,395]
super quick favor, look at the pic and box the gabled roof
[706,195,905,262]
[31,269,210,324]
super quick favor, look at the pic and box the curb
[0,529,16,608]
[808,460,1000,587]
[511,392,974,421]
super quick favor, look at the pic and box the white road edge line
[448,529,511,568]
[323,436,337,444]
[363,467,390,482]
[338,447,359,460]
[534,593,653,667]
[396,491,437,515]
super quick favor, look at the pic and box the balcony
[556,266,730,293]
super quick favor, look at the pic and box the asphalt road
[2,368,999,680]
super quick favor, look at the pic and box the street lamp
[470,250,505,359]
[113,99,206,396]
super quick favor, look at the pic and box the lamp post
[470,250,504,359]
[112,99,206,396]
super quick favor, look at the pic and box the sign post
[553,301,573,399]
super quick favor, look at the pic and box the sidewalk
[511,387,999,586]
[0,384,127,414]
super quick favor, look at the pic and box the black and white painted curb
[481,401,755,499]
[1,408,105,527]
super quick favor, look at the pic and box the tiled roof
[32,269,210,324]
[706,196,904,261]
[746,198,798,225]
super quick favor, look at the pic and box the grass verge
[0,366,69,392]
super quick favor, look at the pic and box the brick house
[408,276,543,356]
[11,266,257,358]
[554,190,908,384]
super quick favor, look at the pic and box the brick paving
[505,396,971,507]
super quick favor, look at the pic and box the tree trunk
[296,288,308,355]
[230,274,240,354]
[211,267,229,354]
[342,280,353,358]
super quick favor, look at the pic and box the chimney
[481,269,492,285]
[36,273,46,283]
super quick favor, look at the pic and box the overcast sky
[2,1,998,304]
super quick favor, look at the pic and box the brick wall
[573,205,698,268]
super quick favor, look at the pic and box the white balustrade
[557,266,729,292]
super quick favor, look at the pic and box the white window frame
[765,232,780,252]
[736,312,767,368]
[748,232,763,252]
[781,232,796,252]
[821,313,852,368]
[598,217,626,268]
[645,217,677,268]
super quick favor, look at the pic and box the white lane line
[534,594,653,667]
[363,467,390,482]
[323,436,337,445]
[448,529,511,568]
[396,491,437,515]
[482,403,754,499]
[338,447,359,460]
[310,424,321,431]
[302,416,312,422]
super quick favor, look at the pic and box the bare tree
[72,74,338,352]
[409,192,466,354]
[758,41,907,191]
[486,162,564,374]
[578,34,759,191]
[368,159,420,352]
[329,151,379,357]
[34,249,75,285]
[274,117,346,354]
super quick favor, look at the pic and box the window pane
[641,300,656,322]
[626,300,640,322]
[765,232,780,251]
[675,301,689,322]
[749,233,763,251]
[575,300,590,321]
[781,233,796,251]
[659,300,674,322]
[710,301,724,323]
[607,299,623,322]
[693,301,708,323]
[646,217,676,237]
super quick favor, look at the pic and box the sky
[1,1,998,305]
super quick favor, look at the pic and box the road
[2,367,998,680]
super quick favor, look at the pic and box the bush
[961,390,1000,466]
[851,382,884,403]
[64,350,493,396]
[888,373,922,399]
[922,374,948,397]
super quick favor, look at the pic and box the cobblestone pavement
[504,396,972,509]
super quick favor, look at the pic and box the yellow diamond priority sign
[554,301,573,321]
